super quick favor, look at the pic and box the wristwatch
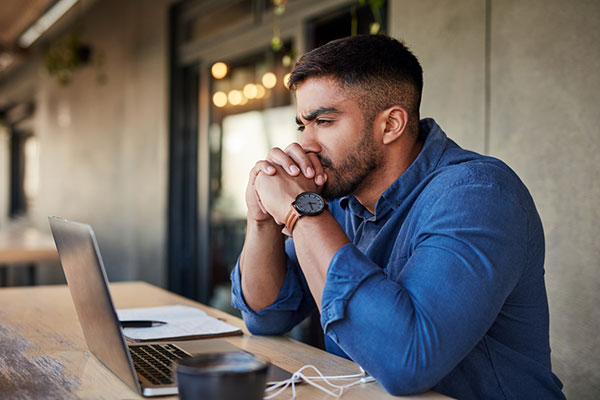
[283,192,328,237]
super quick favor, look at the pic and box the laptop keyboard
[129,344,191,385]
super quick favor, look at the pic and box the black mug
[176,352,269,400]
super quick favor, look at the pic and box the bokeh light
[282,55,292,67]
[213,91,227,107]
[228,90,243,105]
[262,72,277,89]
[243,83,258,99]
[255,84,266,99]
[211,62,228,79]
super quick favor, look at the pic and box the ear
[377,106,408,145]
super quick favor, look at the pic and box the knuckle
[284,142,300,152]
[268,147,283,157]
[251,161,263,174]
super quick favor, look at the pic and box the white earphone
[264,364,375,399]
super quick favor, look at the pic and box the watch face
[294,192,326,216]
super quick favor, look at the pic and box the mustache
[317,154,334,170]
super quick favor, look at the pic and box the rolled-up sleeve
[320,244,380,337]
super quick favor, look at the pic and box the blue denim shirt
[231,119,565,399]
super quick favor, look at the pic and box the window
[206,43,298,312]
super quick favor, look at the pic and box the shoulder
[427,152,535,211]
[408,152,543,245]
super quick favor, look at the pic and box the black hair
[289,35,423,130]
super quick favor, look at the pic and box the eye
[297,125,305,133]
[316,119,333,126]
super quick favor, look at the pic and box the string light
[228,90,243,105]
[243,83,258,99]
[213,91,227,107]
[283,73,291,89]
[211,62,228,79]
[211,68,279,108]
[262,72,277,89]
[255,84,266,99]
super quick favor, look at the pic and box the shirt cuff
[320,244,380,339]
[230,256,304,316]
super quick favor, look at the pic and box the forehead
[294,78,353,115]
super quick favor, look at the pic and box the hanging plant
[352,0,386,36]
[44,32,105,86]
[271,0,287,52]
[271,0,297,68]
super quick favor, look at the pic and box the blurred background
[0,0,598,398]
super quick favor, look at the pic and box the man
[230,35,565,399]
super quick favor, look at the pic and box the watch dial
[295,192,325,216]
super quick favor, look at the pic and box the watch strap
[282,205,301,237]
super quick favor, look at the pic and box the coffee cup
[175,352,269,400]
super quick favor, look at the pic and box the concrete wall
[391,0,487,153]
[391,0,600,398]
[491,1,600,397]
[0,0,173,285]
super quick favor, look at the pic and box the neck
[354,137,423,214]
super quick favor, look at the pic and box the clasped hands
[246,143,328,226]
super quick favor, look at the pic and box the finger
[255,189,269,215]
[307,152,327,186]
[250,161,276,185]
[267,147,301,176]
[284,143,316,178]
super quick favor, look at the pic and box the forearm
[239,218,287,311]
[291,211,350,309]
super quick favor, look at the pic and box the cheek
[315,120,362,164]
[328,124,361,152]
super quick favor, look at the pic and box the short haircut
[289,35,423,130]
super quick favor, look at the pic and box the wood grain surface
[0,282,448,399]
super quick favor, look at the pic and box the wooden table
[0,282,447,399]
[0,224,58,285]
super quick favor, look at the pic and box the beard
[318,127,381,200]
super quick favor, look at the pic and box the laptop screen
[49,217,141,393]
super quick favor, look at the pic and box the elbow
[245,322,280,336]
[374,363,443,396]
[379,376,436,397]
[242,313,292,336]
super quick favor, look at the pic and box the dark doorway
[167,2,201,300]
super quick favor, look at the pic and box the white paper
[116,304,241,341]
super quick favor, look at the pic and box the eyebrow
[296,107,342,125]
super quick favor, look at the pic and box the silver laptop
[49,216,292,397]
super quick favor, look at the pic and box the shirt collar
[338,118,447,220]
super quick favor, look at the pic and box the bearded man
[230,34,565,399]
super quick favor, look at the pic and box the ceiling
[0,0,54,50]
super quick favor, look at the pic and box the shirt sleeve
[230,237,317,335]
[320,182,529,395]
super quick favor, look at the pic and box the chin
[321,184,350,201]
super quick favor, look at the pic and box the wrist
[283,192,328,237]
[275,193,298,225]
[247,217,283,235]
[293,209,331,236]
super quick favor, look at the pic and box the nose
[299,128,322,154]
